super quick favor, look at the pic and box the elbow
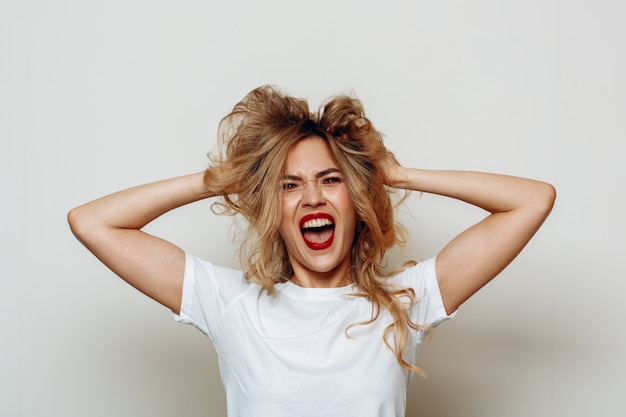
[535,181,557,216]
[67,205,91,242]
[67,206,81,237]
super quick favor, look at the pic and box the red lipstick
[299,213,335,250]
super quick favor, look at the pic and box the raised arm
[385,162,556,315]
[67,172,216,314]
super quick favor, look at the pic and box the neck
[289,263,352,288]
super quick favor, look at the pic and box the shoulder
[389,257,437,293]
[390,257,455,326]
[176,253,261,337]
[185,253,244,282]
[183,253,255,301]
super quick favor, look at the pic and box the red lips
[299,213,335,250]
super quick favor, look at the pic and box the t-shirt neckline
[277,280,358,300]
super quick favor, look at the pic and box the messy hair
[204,85,428,374]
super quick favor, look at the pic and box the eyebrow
[281,168,342,181]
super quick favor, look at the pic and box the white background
[2,1,625,416]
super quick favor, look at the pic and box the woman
[68,85,555,416]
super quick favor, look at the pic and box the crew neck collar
[277,280,357,300]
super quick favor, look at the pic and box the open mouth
[300,213,335,250]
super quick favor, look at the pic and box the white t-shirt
[175,254,454,417]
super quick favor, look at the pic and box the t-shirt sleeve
[173,253,248,340]
[395,257,457,327]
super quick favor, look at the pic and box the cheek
[337,187,355,211]
[334,189,358,227]
[279,197,298,234]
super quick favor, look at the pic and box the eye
[321,176,342,186]
[282,182,300,191]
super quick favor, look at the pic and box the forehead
[283,136,338,174]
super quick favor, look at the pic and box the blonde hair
[204,85,428,374]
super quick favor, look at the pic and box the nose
[301,180,326,207]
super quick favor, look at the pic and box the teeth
[302,218,333,229]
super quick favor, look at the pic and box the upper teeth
[302,218,333,229]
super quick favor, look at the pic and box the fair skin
[382,160,556,314]
[68,173,212,314]
[279,137,357,288]
[68,137,555,316]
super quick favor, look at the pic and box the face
[279,136,357,287]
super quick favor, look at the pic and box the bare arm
[385,163,556,315]
[67,172,216,314]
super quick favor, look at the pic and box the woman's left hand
[380,152,407,189]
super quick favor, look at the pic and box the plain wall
[2,1,625,416]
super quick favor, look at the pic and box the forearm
[387,166,556,313]
[68,172,214,235]
[389,167,555,214]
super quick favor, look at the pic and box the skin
[68,138,555,316]
[279,137,357,288]
[382,158,556,314]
